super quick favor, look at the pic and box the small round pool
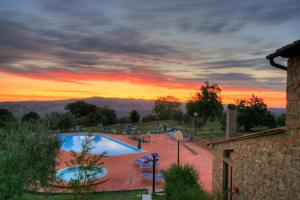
[56,166,108,182]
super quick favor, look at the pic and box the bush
[0,121,61,200]
[0,108,15,127]
[22,112,40,122]
[130,110,140,123]
[164,164,211,200]
[142,114,158,122]
[119,116,131,124]
[276,113,286,127]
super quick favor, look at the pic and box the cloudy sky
[0,0,299,107]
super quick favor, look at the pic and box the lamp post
[174,131,183,166]
[193,112,198,136]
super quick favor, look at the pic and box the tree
[236,95,276,131]
[142,114,158,122]
[45,112,60,130]
[66,101,117,127]
[82,108,102,127]
[153,96,181,120]
[186,81,223,123]
[173,110,184,122]
[0,108,14,127]
[65,101,97,118]
[130,110,140,123]
[58,112,75,131]
[119,116,131,124]
[22,112,40,122]
[98,107,117,126]
[65,135,104,200]
[276,113,286,127]
[46,112,74,132]
[0,121,61,200]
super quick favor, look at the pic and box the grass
[20,191,167,200]
[21,190,155,200]
[82,119,226,140]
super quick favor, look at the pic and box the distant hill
[0,97,155,118]
[268,108,286,116]
[0,97,285,118]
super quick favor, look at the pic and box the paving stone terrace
[52,133,213,193]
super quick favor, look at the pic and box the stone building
[208,40,300,200]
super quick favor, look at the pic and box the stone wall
[286,57,300,131]
[211,56,300,199]
[226,104,237,139]
[211,129,300,200]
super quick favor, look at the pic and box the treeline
[151,81,286,132]
[0,82,286,132]
[0,101,143,132]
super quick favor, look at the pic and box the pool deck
[55,133,213,193]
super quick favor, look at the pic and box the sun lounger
[140,163,160,171]
[133,156,150,165]
[141,173,164,181]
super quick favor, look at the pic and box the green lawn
[21,191,166,200]
[83,119,226,140]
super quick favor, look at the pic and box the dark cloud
[0,0,296,92]
[126,0,300,34]
[199,58,268,69]
[197,72,285,90]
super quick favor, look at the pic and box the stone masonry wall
[286,57,300,131]
[212,131,300,200]
[212,56,300,199]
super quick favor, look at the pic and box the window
[223,149,234,200]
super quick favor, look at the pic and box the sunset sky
[1,0,299,107]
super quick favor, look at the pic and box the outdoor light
[174,130,183,166]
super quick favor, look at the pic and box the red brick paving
[54,133,213,193]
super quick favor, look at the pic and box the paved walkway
[55,133,213,193]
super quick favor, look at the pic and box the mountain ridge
[0,97,286,118]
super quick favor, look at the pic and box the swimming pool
[56,166,108,182]
[58,133,143,156]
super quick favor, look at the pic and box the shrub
[0,108,15,127]
[130,110,140,123]
[119,116,131,124]
[22,112,40,122]
[164,164,211,200]
[0,121,61,200]
[142,114,158,122]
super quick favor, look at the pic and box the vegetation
[130,110,140,123]
[186,81,223,124]
[276,113,286,127]
[119,116,131,124]
[20,190,149,200]
[0,121,61,200]
[65,101,97,118]
[236,95,276,131]
[46,112,75,132]
[163,164,211,200]
[153,96,181,120]
[0,108,15,127]
[65,101,117,127]
[142,114,158,122]
[64,135,105,200]
[22,112,41,122]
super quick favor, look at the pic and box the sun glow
[0,72,286,108]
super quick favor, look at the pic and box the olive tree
[0,121,61,200]
[65,135,105,200]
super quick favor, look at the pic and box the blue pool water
[56,166,107,182]
[58,133,143,156]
